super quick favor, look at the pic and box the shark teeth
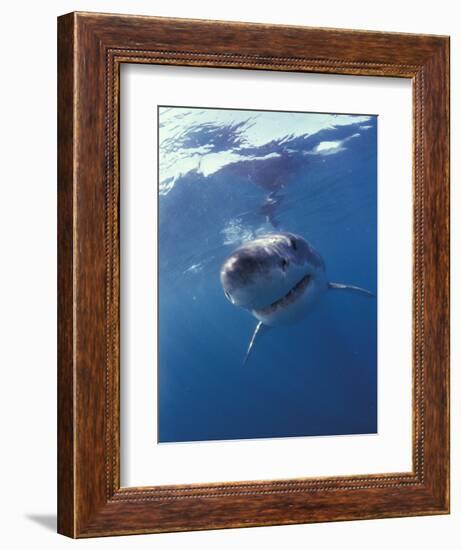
[253,273,312,315]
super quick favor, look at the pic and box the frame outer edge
[422,37,450,512]
[57,11,450,537]
[57,12,77,538]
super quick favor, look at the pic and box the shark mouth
[253,273,312,316]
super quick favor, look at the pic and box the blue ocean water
[158,107,377,443]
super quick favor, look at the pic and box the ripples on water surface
[158,106,377,443]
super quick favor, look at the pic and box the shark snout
[221,250,297,310]
[220,258,249,306]
[220,253,270,309]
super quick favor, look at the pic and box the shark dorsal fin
[243,321,267,366]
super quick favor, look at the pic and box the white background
[121,66,412,486]
[0,1,458,549]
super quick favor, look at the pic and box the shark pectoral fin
[243,321,267,366]
[328,282,375,297]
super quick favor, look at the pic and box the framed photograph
[58,12,450,537]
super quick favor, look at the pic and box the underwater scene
[158,106,377,443]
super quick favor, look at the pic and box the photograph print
[158,105,377,443]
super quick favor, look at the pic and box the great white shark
[220,232,374,365]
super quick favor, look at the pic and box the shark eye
[281,258,289,271]
[289,237,297,250]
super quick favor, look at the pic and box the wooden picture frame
[57,12,450,538]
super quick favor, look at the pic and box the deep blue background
[158,110,377,443]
